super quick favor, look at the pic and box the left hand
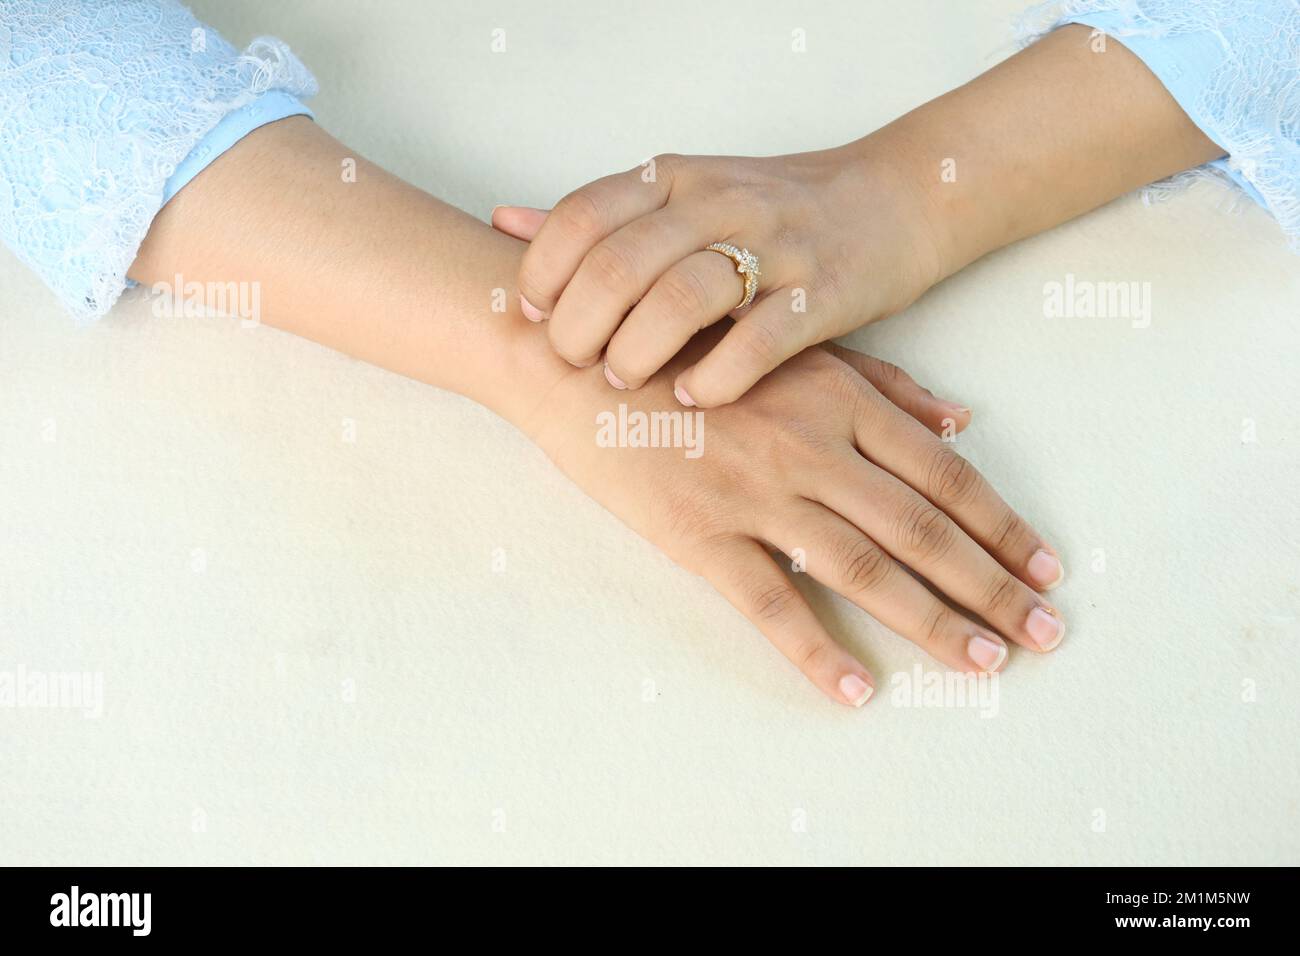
[493,145,942,408]
[520,326,1064,706]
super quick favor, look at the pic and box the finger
[853,397,1067,594]
[516,166,670,321]
[765,502,1009,674]
[673,292,812,408]
[549,209,707,366]
[702,538,876,707]
[822,343,971,437]
[604,250,745,390]
[491,205,548,242]
[813,450,1065,654]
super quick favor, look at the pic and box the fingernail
[1027,549,1065,589]
[603,363,627,389]
[967,633,1007,672]
[839,674,873,707]
[1026,606,1064,651]
[939,401,971,416]
[674,385,696,407]
[519,294,545,323]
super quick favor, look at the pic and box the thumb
[822,343,972,437]
[491,205,549,242]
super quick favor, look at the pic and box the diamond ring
[704,242,761,310]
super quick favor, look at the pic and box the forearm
[124,110,1068,707]
[847,24,1226,278]
[129,117,570,438]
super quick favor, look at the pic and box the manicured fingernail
[674,384,696,407]
[939,401,971,416]
[1026,606,1064,651]
[603,363,626,389]
[1027,549,1065,589]
[967,633,1007,672]
[519,294,545,323]
[839,674,873,707]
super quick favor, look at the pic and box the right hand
[526,328,1066,707]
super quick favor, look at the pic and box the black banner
[0,866,1290,943]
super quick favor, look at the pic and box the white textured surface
[1,0,1297,865]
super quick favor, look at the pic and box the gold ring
[705,242,761,310]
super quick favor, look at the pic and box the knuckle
[713,179,760,208]
[981,573,1024,618]
[552,189,607,241]
[657,264,713,317]
[920,604,951,647]
[674,526,730,577]
[835,537,892,594]
[814,261,849,304]
[873,357,905,387]
[732,319,785,370]
[987,508,1026,556]
[750,581,798,624]
[651,152,682,176]
[659,487,731,560]
[792,636,829,672]
[812,235,862,305]
[925,447,981,508]
[897,498,957,563]
[825,360,870,412]
[585,241,639,293]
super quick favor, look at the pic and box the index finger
[516,163,671,320]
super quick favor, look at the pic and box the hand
[526,330,1065,707]
[493,144,942,408]
[126,117,1064,709]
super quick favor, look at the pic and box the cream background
[1,0,1297,865]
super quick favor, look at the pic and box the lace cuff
[1016,1,1300,251]
[0,1,318,321]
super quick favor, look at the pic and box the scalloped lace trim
[1015,0,1300,251]
[0,1,318,320]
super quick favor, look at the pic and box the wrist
[828,133,950,306]
[471,304,587,447]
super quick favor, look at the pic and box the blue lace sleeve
[0,1,318,321]
[1018,1,1300,251]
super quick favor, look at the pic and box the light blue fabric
[1,2,1296,322]
[162,89,312,205]
[0,1,317,320]
[1018,1,1300,250]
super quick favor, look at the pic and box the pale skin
[494,24,1224,406]
[129,117,1064,708]
[125,24,1218,706]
